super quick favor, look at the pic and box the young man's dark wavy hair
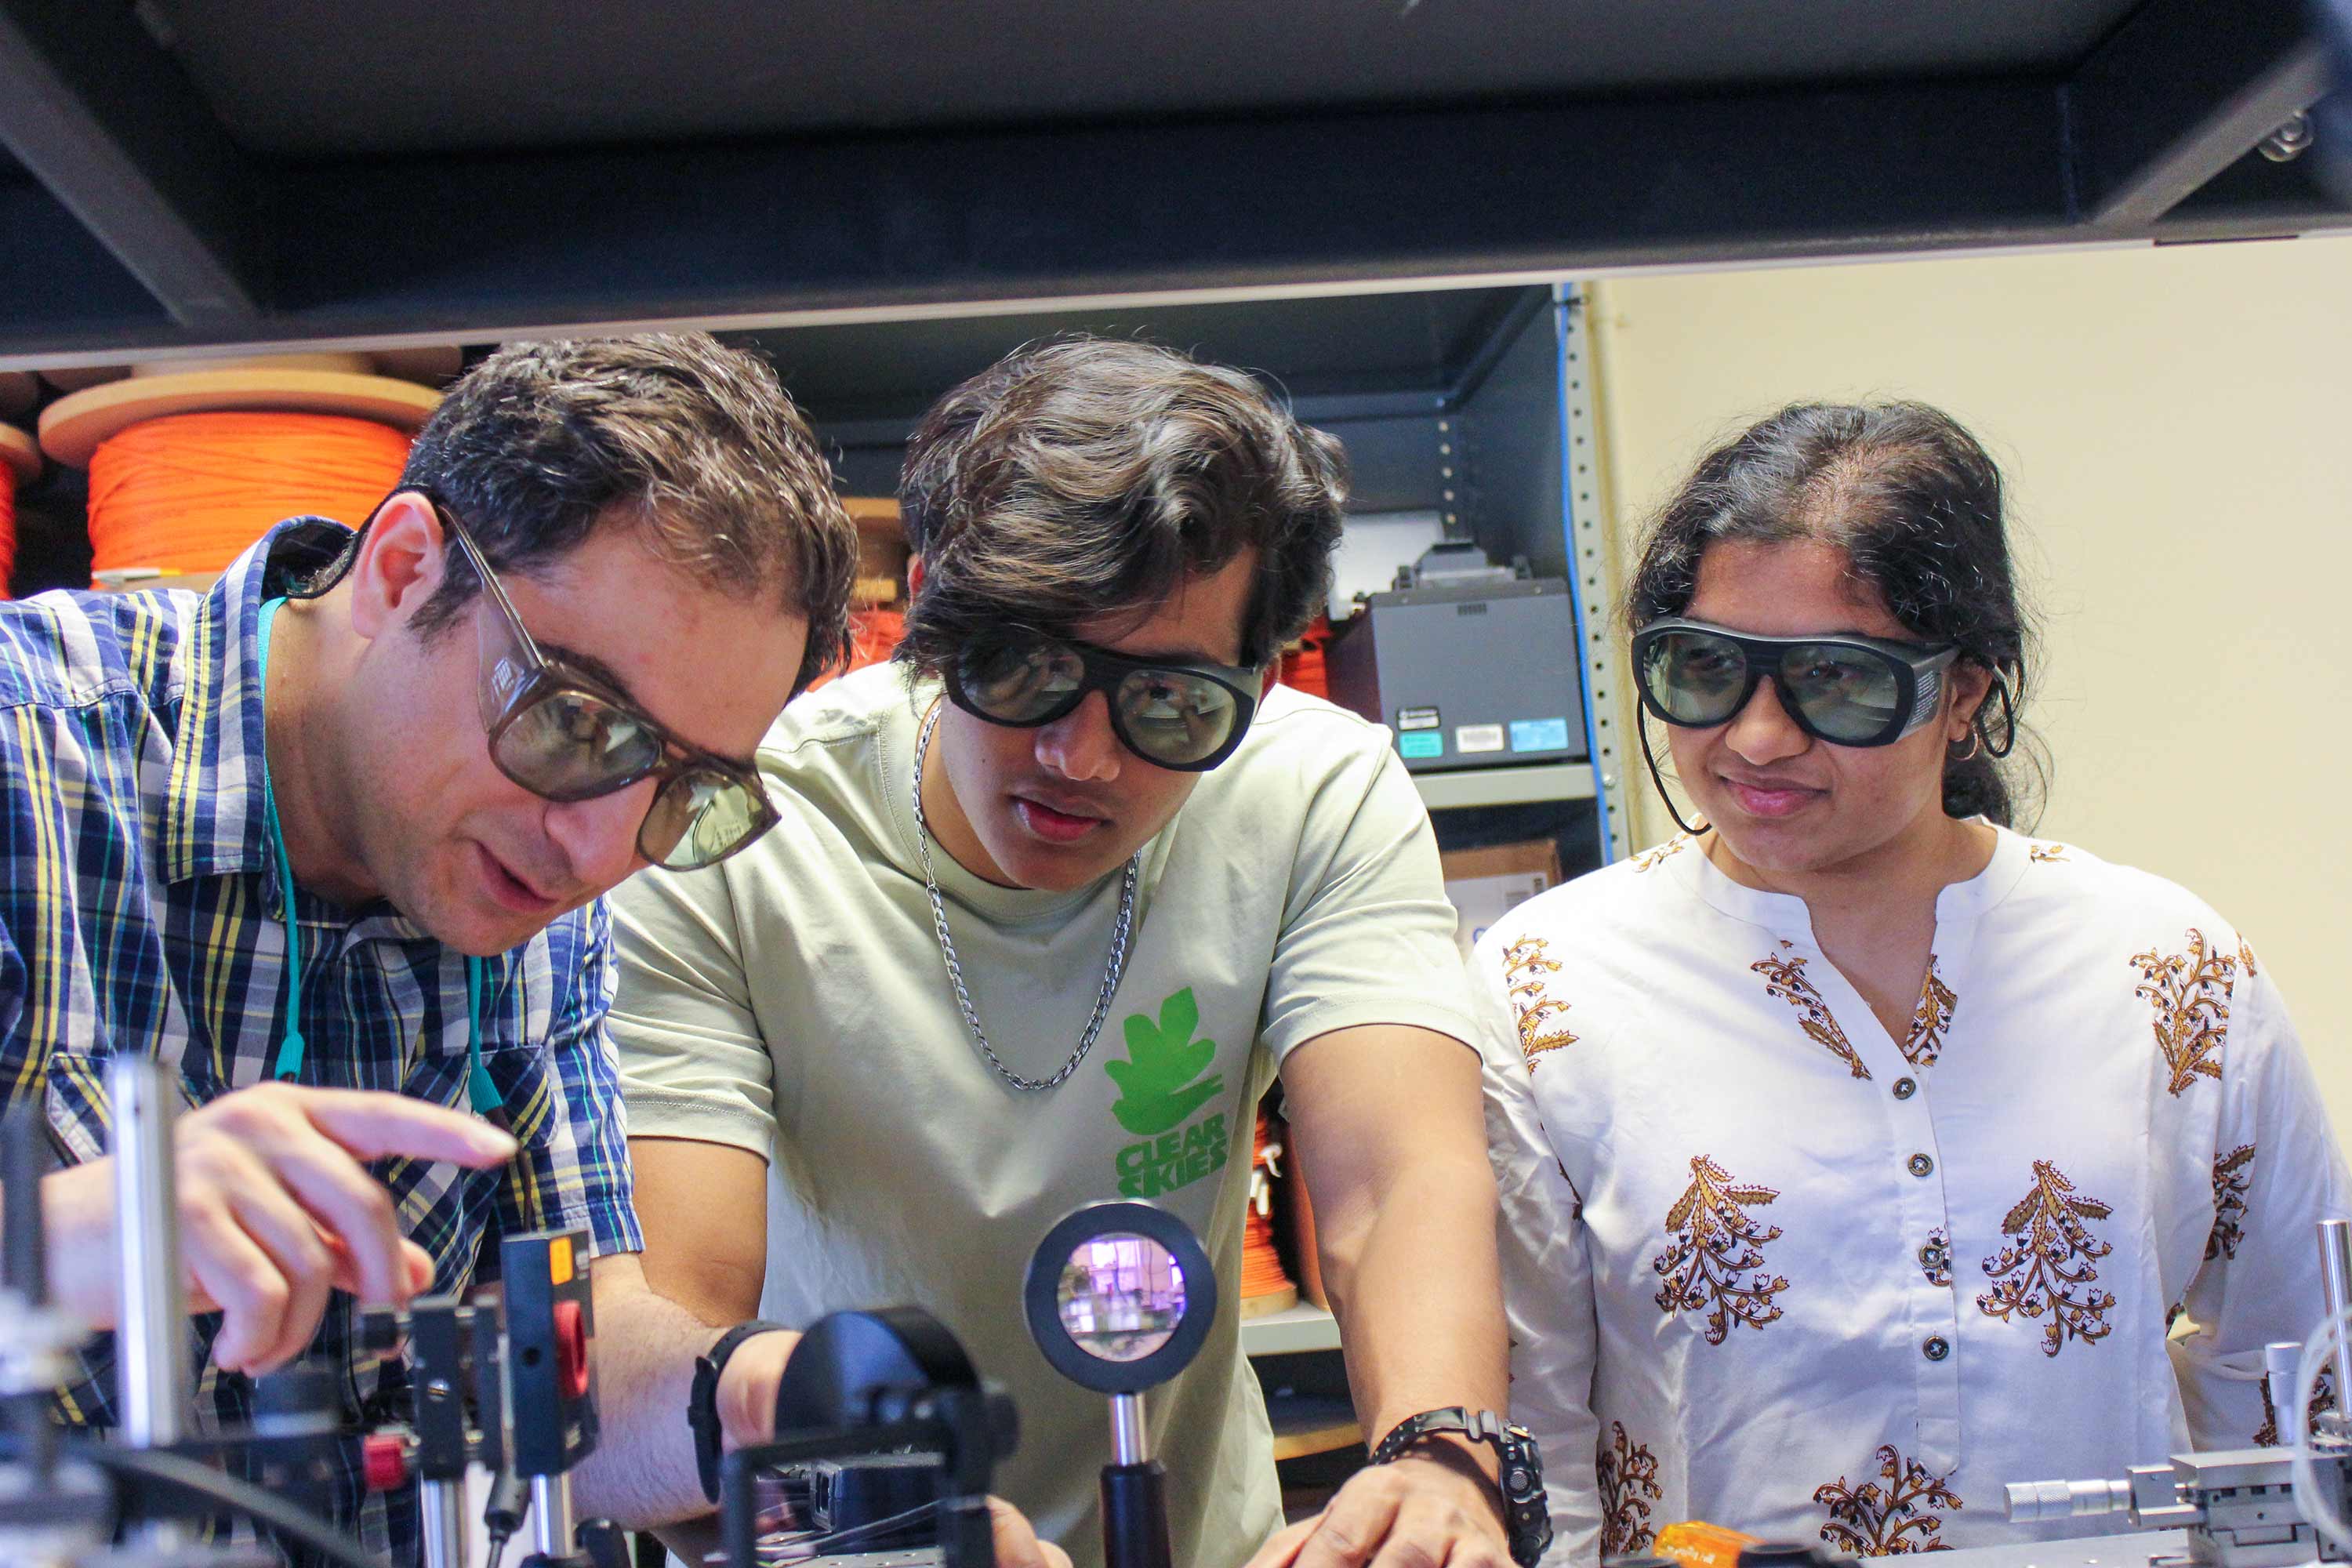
[894,336,1348,674]
[401,333,858,695]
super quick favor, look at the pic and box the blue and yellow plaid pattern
[0,519,643,1564]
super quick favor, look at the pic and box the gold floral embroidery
[2239,937,2259,978]
[1598,1421,1663,1555]
[1501,937,1577,1068]
[1635,837,1693,873]
[2209,1145,2255,1261]
[1654,1156,1789,1342]
[1754,946,1871,1080]
[1814,1446,1963,1555]
[1903,960,1958,1069]
[2256,1367,2336,1446]
[2130,928,2235,1097]
[1978,1160,2117,1356]
[2028,843,2068,863]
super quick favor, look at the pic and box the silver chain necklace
[912,699,1139,1091]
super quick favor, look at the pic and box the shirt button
[1893,1077,1918,1100]
[1907,1153,1935,1178]
[1918,1243,1947,1269]
[1923,1335,1951,1362]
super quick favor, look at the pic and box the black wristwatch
[1370,1406,1552,1568]
[690,1320,789,1504]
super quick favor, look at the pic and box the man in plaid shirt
[0,336,1067,1565]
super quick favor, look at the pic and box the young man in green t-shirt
[608,338,1527,1568]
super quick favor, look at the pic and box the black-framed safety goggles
[1631,616,1961,749]
[945,634,1262,771]
[436,503,781,869]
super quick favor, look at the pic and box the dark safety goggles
[1631,616,1961,748]
[441,503,781,869]
[945,633,1262,771]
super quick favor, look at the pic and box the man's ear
[906,555,926,601]
[347,492,451,641]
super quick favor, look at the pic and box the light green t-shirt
[608,662,1477,1568]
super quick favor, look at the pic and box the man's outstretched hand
[36,1081,516,1374]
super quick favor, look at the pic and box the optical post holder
[0,1065,416,1568]
[360,1225,626,1568]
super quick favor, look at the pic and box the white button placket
[1881,1014,1965,1477]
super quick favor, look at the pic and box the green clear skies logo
[1105,987,1230,1198]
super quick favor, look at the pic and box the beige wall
[1585,235,2352,1126]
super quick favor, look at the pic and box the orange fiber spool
[85,411,412,581]
[1,423,40,601]
[1,462,17,601]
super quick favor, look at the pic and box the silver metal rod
[2005,1478,2131,1522]
[531,1472,574,1559]
[107,1052,189,1450]
[1109,1391,1150,1468]
[419,1477,466,1568]
[2319,1220,2352,1399]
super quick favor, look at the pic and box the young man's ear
[347,491,452,641]
[906,556,926,601]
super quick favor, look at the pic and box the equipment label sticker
[1399,732,1444,759]
[1511,717,1571,753]
[1396,706,1441,731]
[1456,724,1505,754]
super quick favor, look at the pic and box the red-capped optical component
[361,1432,410,1493]
[554,1298,590,1400]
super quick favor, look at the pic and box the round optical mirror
[1056,1232,1187,1363]
[1026,1201,1217,1395]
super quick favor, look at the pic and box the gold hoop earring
[1949,728,1983,763]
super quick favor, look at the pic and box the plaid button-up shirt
[0,519,643,1564]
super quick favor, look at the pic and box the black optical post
[1024,1201,1217,1568]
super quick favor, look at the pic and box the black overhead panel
[741,289,1533,423]
[147,0,2143,155]
[0,0,2342,361]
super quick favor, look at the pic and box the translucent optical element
[1056,1232,1189,1363]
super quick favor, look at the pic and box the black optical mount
[720,1306,1018,1568]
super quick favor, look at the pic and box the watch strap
[692,1319,789,1504]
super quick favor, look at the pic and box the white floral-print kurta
[1471,826,2350,1563]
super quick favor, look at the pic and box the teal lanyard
[255,597,501,1117]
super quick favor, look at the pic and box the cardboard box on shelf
[1439,839,1564,960]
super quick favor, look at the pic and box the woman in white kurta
[1472,401,2348,1563]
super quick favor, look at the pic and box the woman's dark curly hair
[1625,401,2043,827]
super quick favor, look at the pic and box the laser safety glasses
[441,505,781,869]
[1631,616,1961,748]
[945,633,1262,771]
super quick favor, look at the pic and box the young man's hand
[1246,1446,1514,1568]
[36,1081,517,1374]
